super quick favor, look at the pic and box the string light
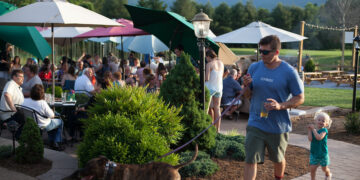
[305,23,356,31]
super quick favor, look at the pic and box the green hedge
[179,150,219,178]
[210,134,246,161]
[78,87,184,167]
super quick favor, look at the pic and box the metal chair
[0,109,15,136]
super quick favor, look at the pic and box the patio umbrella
[115,37,135,53]
[87,37,122,43]
[76,18,149,60]
[213,21,307,43]
[125,5,219,60]
[0,0,121,97]
[0,1,51,59]
[127,35,169,54]
[40,27,93,46]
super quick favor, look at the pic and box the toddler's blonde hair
[314,110,332,129]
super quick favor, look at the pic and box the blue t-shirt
[247,61,304,133]
[310,128,328,158]
[222,76,242,104]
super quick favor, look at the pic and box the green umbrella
[0,2,51,59]
[125,5,219,60]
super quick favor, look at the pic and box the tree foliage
[171,0,197,20]
[138,0,167,10]
[101,0,129,19]
[159,53,216,151]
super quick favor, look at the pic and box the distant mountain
[127,0,326,10]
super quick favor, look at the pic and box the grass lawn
[304,87,358,109]
[230,48,354,71]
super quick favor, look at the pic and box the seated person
[61,66,76,87]
[222,69,243,119]
[145,74,157,93]
[22,84,64,151]
[74,68,100,96]
[113,71,125,87]
[39,58,52,81]
[22,64,42,98]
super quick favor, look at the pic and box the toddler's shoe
[325,173,332,180]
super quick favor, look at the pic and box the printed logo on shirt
[261,77,274,83]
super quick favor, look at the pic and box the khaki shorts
[245,126,288,164]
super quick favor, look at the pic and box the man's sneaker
[325,173,332,180]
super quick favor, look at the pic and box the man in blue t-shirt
[242,35,304,180]
[222,69,242,119]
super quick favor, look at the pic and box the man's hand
[265,98,281,110]
[242,73,252,87]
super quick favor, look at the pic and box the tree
[101,0,129,19]
[230,2,246,29]
[271,3,293,30]
[159,53,216,151]
[171,0,197,20]
[138,0,167,10]
[244,0,257,25]
[257,8,273,24]
[196,1,214,20]
[213,2,232,35]
[3,0,35,7]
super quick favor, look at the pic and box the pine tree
[159,53,216,151]
[171,0,197,20]
[138,0,167,10]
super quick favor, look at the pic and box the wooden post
[298,21,305,73]
[352,25,358,69]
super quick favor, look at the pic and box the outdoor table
[303,72,326,84]
[304,72,322,78]
[49,101,76,108]
[321,70,343,78]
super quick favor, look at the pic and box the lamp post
[192,10,212,111]
[352,35,360,112]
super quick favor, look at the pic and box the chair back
[15,105,48,129]
[63,80,75,91]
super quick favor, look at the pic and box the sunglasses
[259,49,275,55]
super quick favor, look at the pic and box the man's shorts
[310,154,330,167]
[245,126,289,164]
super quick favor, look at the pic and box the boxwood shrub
[78,86,184,167]
[210,134,246,161]
[179,150,219,178]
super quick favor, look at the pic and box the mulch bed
[0,156,52,177]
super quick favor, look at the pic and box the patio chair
[63,80,75,91]
[221,96,243,121]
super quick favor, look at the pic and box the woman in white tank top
[205,49,224,133]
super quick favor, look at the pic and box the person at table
[74,68,100,96]
[75,61,84,77]
[22,84,65,151]
[22,64,42,98]
[61,66,76,87]
[0,70,25,138]
[0,43,13,80]
[39,58,52,81]
[10,56,22,72]
[222,69,243,120]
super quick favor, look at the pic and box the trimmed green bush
[159,53,216,151]
[345,112,360,134]
[210,134,245,161]
[45,85,63,98]
[179,150,219,178]
[304,58,316,72]
[0,145,12,159]
[16,118,44,164]
[78,86,184,167]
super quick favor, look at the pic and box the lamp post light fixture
[192,10,212,111]
[352,35,360,112]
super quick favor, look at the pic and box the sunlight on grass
[304,87,359,109]
[224,129,240,136]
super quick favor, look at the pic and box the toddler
[307,111,332,180]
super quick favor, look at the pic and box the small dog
[64,145,198,180]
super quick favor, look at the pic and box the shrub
[159,53,216,151]
[45,85,63,98]
[179,150,219,177]
[304,58,315,72]
[16,118,44,164]
[78,86,184,167]
[345,112,360,134]
[210,134,245,161]
[0,145,12,159]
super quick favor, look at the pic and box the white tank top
[205,69,223,92]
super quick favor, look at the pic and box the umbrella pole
[352,43,359,112]
[51,24,55,100]
[70,38,73,60]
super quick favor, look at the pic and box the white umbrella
[0,0,122,96]
[115,37,135,53]
[213,21,307,43]
[88,37,122,44]
[127,35,169,54]
[40,27,93,46]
